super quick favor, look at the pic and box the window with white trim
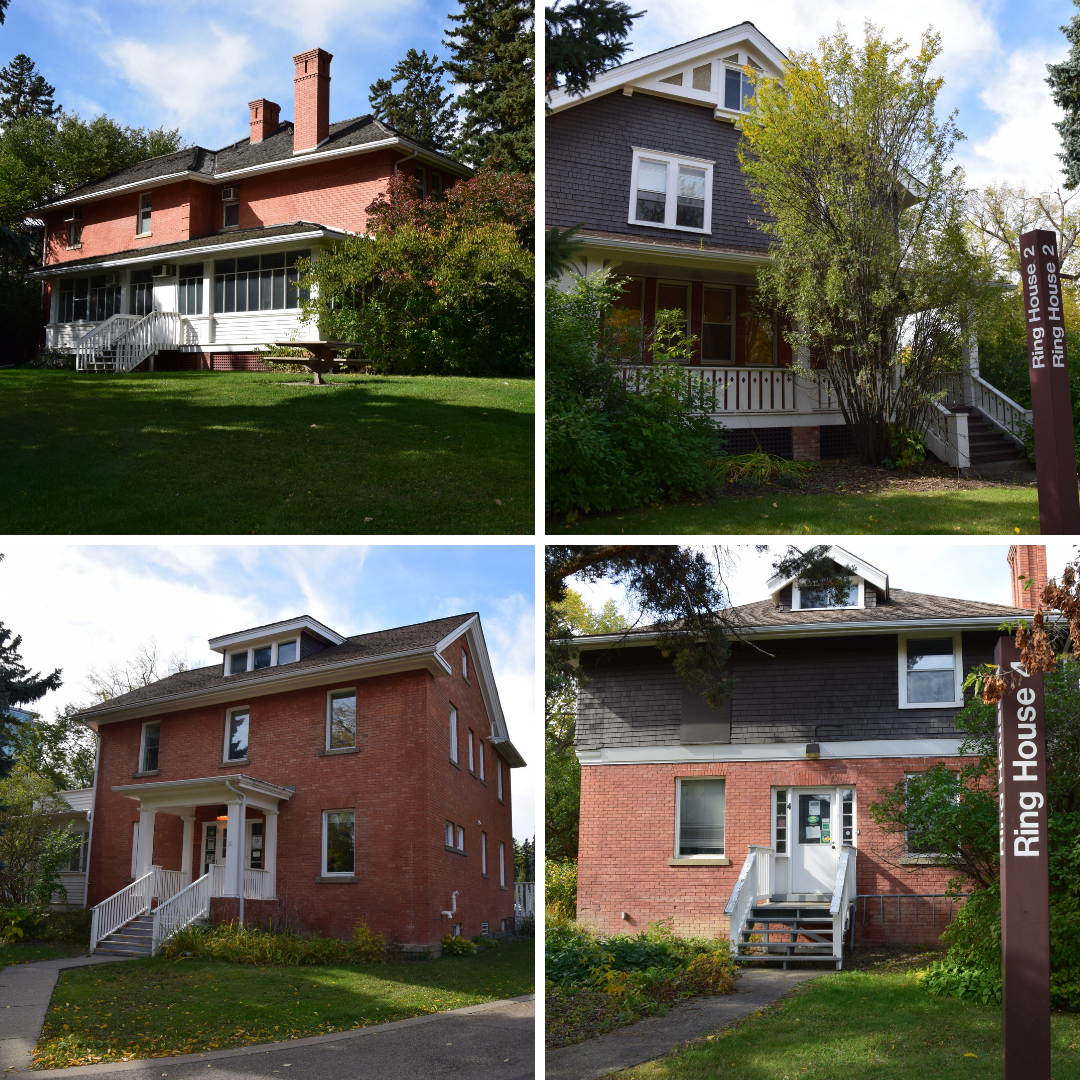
[227,638,300,674]
[468,729,475,773]
[445,820,454,847]
[323,809,355,875]
[629,148,713,233]
[223,188,240,228]
[137,192,152,236]
[478,739,485,781]
[497,757,503,800]
[675,777,725,857]
[462,648,468,679]
[328,689,356,749]
[213,250,310,313]
[793,577,860,610]
[225,708,249,761]
[481,831,488,874]
[130,269,153,316]
[898,634,963,708]
[499,841,506,887]
[723,65,757,112]
[457,824,465,851]
[178,263,204,315]
[140,720,160,772]
[449,705,459,764]
[904,772,958,856]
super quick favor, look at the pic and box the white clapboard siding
[48,323,102,349]
[53,872,87,908]
[211,311,316,346]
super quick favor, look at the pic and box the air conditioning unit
[104,273,121,286]
[150,263,176,278]
[63,207,81,222]
[222,187,239,202]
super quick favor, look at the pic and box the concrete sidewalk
[15,994,535,1080]
[545,968,825,1080]
[1,953,131,1073]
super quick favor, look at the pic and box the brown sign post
[1018,229,1080,533]
[995,635,1051,1079]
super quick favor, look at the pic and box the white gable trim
[766,545,889,596]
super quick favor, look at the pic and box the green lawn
[547,486,1042,535]
[0,942,86,966]
[33,941,533,1069]
[0,370,533,534]
[613,964,1080,1080]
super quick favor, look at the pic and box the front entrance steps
[948,406,1027,465]
[93,913,155,957]
[735,901,842,969]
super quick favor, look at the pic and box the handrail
[244,867,272,900]
[830,847,857,962]
[151,872,210,954]
[90,870,154,952]
[970,374,1031,446]
[113,311,197,372]
[723,848,757,917]
[75,314,139,372]
[829,849,852,916]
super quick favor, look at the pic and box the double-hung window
[225,708,249,761]
[468,730,475,773]
[323,809,355,875]
[328,689,356,749]
[140,721,160,772]
[899,634,963,708]
[497,757,503,800]
[675,777,725,857]
[449,705,459,764]
[629,148,713,233]
[478,739,485,781]
[137,192,152,236]
[481,832,488,875]
[702,287,734,362]
[446,822,465,851]
[415,166,426,199]
[178,263,204,315]
[461,648,468,679]
[499,841,506,887]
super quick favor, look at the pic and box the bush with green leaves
[1,902,36,942]
[545,859,577,919]
[546,271,724,517]
[441,933,478,955]
[706,451,812,488]
[28,350,75,370]
[881,427,929,469]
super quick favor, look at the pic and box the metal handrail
[151,872,211,954]
[90,870,154,952]
[75,314,139,371]
[849,892,972,951]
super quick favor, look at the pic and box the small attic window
[795,579,860,609]
[692,64,712,91]
[660,72,683,85]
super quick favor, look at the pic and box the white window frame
[898,632,964,709]
[321,808,355,876]
[721,64,758,115]
[468,729,475,773]
[628,147,714,235]
[478,739,485,782]
[499,841,506,887]
[674,776,726,859]
[456,824,465,851]
[903,771,957,857]
[227,639,300,674]
[445,821,454,847]
[326,687,357,750]
[139,719,160,773]
[137,192,152,236]
[481,831,488,874]
[449,705,459,764]
[497,757,503,801]
[224,705,250,762]
[462,648,468,679]
[792,577,863,611]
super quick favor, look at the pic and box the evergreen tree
[1048,0,1080,189]
[0,0,10,26]
[369,49,458,154]
[443,0,533,171]
[545,0,642,97]
[0,54,60,124]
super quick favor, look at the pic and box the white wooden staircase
[75,311,198,373]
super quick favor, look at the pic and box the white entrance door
[790,790,838,895]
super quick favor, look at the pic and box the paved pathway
[545,968,825,1080]
[8,989,534,1080]
[1,954,131,1073]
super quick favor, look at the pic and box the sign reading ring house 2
[995,635,1051,1079]
[1018,229,1080,534]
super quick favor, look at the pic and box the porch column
[264,808,279,899]
[136,807,156,880]
[223,799,243,897]
[180,815,196,885]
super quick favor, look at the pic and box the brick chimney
[292,47,332,151]
[1008,545,1048,610]
[248,99,280,143]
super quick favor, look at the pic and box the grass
[32,940,533,1069]
[0,370,533,534]
[0,941,87,966]
[608,954,1080,1080]
[547,486,1042,535]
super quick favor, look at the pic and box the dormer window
[227,638,301,674]
[723,67,756,112]
[794,579,860,609]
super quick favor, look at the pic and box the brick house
[570,545,1038,967]
[76,612,524,957]
[546,22,1029,467]
[29,47,470,373]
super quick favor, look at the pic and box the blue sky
[1,543,537,840]
[1,0,462,149]
[626,0,1080,191]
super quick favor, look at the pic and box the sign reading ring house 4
[995,635,1051,1080]
[1018,229,1080,534]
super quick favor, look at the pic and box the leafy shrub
[470,934,500,951]
[881,427,928,469]
[516,915,535,938]
[706,452,812,487]
[36,908,92,945]
[915,960,1001,1005]
[1,903,36,942]
[351,919,387,963]
[545,859,577,919]
[29,350,75,370]
[681,951,738,996]
[441,934,478,955]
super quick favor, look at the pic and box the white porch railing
[723,845,774,959]
[924,401,971,468]
[969,375,1031,446]
[829,847,857,962]
[90,870,154,953]
[151,872,211,954]
[514,881,534,917]
[244,868,272,899]
[156,868,186,903]
[75,314,139,372]
[113,311,198,372]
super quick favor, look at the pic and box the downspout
[392,149,419,175]
[224,778,245,925]
[80,723,101,909]
[441,890,459,925]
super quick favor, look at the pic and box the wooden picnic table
[272,341,366,385]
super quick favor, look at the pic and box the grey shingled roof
[40,147,217,205]
[27,221,338,278]
[78,613,475,718]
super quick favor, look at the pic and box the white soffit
[547,22,787,114]
[209,615,346,653]
[577,739,974,766]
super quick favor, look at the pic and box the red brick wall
[578,757,967,943]
[792,426,820,461]
[87,632,514,947]
[1007,545,1046,609]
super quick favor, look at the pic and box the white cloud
[101,25,260,141]
[249,0,429,50]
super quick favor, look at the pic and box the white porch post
[264,808,279,899]
[136,807,156,881]
[223,799,242,897]
[181,815,196,885]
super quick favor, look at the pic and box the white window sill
[898,700,963,710]
[315,874,358,883]
[66,245,82,251]
[713,107,751,123]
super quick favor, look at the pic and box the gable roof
[37,115,470,212]
[765,545,889,597]
[75,613,525,766]
[547,21,788,115]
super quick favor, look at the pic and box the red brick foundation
[792,425,821,461]
[130,352,276,373]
